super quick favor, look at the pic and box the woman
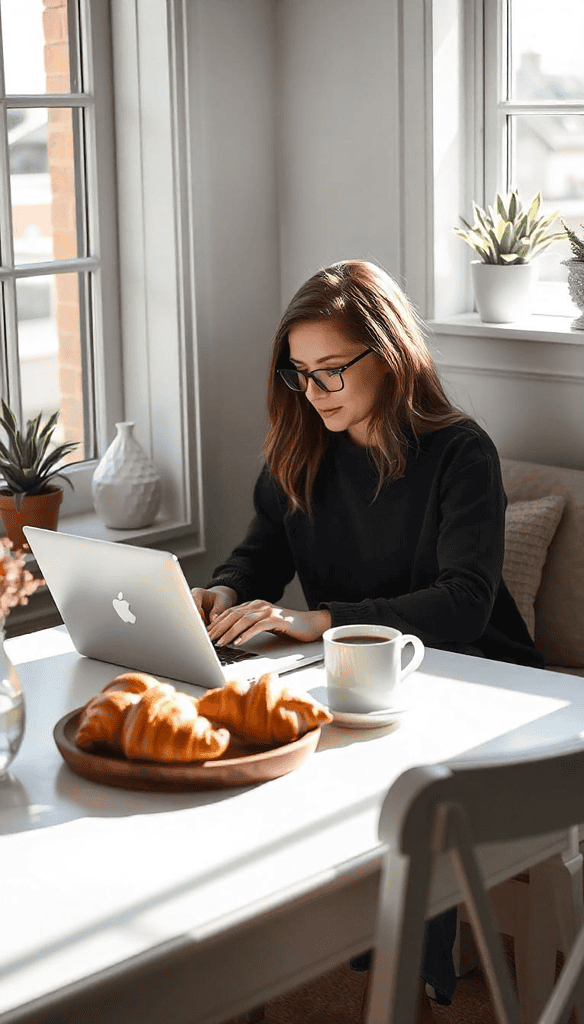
[192,260,544,1017]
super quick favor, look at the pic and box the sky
[1,0,46,95]
[511,0,584,78]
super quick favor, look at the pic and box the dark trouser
[349,907,458,1006]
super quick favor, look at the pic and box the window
[483,0,584,315]
[0,0,123,511]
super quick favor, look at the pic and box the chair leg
[359,969,370,1024]
[515,836,584,1024]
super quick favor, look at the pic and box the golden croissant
[75,671,230,763]
[75,672,170,753]
[196,672,332,745]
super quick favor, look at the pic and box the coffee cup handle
[399,634,425,680]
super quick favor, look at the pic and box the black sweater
[209,420,544,668]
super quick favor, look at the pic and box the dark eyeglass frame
[277,348,373,393]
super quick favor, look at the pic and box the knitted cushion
[501,459,584,668]
[503,495,565,640]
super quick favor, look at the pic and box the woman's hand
[207,599,332,647]
[191,585,238,626]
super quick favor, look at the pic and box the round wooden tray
[54,709,321,792]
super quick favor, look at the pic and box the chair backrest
[365,739,584,1024]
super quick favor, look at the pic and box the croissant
[75,672,230,763]
[75,672,173,753]
[121,687,230,762]
[196,672,332,745]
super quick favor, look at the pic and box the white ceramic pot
[562,259,584,330]
[471,260,537,323]
[92,422,162,529]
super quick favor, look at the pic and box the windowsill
[428,312,584,344]
[9,511,205,638]
[56,509,204,558]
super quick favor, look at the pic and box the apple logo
[112,592,136,624]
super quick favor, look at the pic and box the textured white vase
[92,422,161,529]
[471,260,537,323]
[562,259,584,329]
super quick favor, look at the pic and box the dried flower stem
[0,537,45,620]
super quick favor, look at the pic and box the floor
[221,936,575,1024]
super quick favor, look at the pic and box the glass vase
[0,623,25,779]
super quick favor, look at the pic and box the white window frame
[483,0,584,216]
[8,0,204,634]
[424,0,584,332]
[0,0,124,514]
[102,0,203,557]
[1,0,204,559]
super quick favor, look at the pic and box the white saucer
[328,707,402,729]
[308,686,407,730]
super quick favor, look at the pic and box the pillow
[503,495,565,639]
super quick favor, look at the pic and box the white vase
[471,260,537,323]
[562,259,584,330]
[92,422,162,529]
[0,622,25,779]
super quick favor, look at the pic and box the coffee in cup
[323,624,425,713]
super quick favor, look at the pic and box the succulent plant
[561,220,584,262]
[453,190,566,265]
[0,400,79,510]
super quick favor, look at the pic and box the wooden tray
[54,709,321,792]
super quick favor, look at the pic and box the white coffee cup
[323,624,425,713]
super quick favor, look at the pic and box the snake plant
[453,190,565,265]
[0,400,79,510]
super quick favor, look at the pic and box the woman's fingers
[207,602,286,646]
[191,586,237,626]
[207,604,330,645]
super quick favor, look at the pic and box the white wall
[429,332,584,470]
[276,0,402,305]
[185,0,281,587]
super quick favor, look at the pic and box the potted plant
[0,400,79,548]
[560,221,584,330]
[453,191,566,322]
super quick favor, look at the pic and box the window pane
[512,114,584,288]
[16,272,87,462]
[10,107,79,264]
[0,0,72,95]
[510,0,584,101]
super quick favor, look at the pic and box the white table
[1,626,584,1024]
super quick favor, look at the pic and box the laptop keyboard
[213,642,259,665]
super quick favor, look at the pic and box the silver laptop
[23,527,324,689]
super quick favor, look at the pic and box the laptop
[23,527,324,689]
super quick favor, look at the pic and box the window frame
[483,0,584,203]
[426,0,584,326]
[483,0,584,316]
[0,0,123,513]
[0,0,204,556]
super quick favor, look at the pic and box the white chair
[365,740,584,1024]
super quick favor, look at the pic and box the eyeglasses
[277,349,372,393]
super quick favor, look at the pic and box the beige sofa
[501,458,584,676]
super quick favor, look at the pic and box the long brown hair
[264,260,467,514]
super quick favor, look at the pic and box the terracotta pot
[0,486,63,549]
